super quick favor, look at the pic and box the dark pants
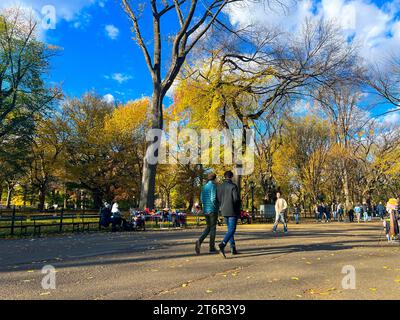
[198,213,218,250]
[349,213,354,222]
[222,216,238,248]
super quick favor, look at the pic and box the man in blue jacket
[195,173,219,255]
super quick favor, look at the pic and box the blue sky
[1,0,400,123]
[44,2,152,104]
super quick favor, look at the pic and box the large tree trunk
[0,183,3,205]
[6,182,13,209]
[63,185,68,209]
[342,160,351,210]
[92,189,103,210]
[139,86,163,210]
[38,185,46,211]
[23,184,28,208]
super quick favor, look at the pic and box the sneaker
[218,243,226,259]
[195,240,201,255]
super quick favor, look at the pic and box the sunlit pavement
[1,221,399,300]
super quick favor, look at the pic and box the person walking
[348,207,355,222]
[325,203,331,223]
[362,202,369,222]
[195,173,219,255]
[293,204,301,224]
[337,203,344,222]
[273,192,288,234]
[332,202,337,221]
[217,171,241,259]
[354,204,362,223]
[192,203,201,226]
[376,201,386,220]
[317,203,324,222]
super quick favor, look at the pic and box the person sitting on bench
[111,202,126,232]
[100,202,112,228]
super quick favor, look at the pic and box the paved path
[1,222,400,300]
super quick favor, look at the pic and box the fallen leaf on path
[369,288,377,292]
[296,295,302,298]
[181,283,188,288]
[40,292,51,296]
[27,270,34,273]
[291,277,300,281]
[206,290,213,294]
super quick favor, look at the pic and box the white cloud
[105,73,133,84]
[383,111,400,126]
[225,0,400,64]
[103,93,115,104]
[165,80,179,99]
[0,0,104,33]
[292,100,311,115]
[105,24,119,40]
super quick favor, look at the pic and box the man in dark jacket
[217,171,241,258]
[195,173,219,255]
[376,201,386,220]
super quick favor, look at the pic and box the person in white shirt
[273,192,288,234]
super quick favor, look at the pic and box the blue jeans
[273,213,288,232]
[294,214,300,224]
[222,217,238,248]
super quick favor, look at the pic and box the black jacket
[217,179,241,217]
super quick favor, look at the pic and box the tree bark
[92,189,103,210]
[23,184,28,208]
[6,182,13,209]
[139,87,163,209]
[38,186,46,211]
[342,159,351,211]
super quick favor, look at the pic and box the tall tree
[0,7,59,145]
[121,0,293,209]
[29,114,69,210]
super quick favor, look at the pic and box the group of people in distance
[314,202,345,223]
[100,202,187,232]
[314,201,393,223]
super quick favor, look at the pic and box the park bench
[31,213,83,234]
[72,213,101,232]
[0,216,28,235]
[31,214,66,235]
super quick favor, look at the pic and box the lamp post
[249,181,255,220]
